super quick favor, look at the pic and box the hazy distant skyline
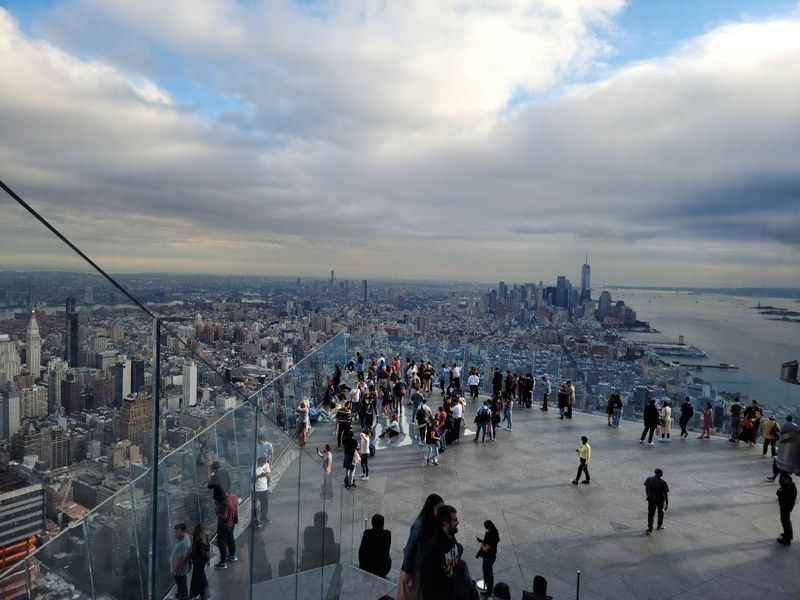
[1,1,799,286]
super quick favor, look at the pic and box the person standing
[212,485,238,568]
[171,523,192,600]
[502,392,513,431]
[335,401,352,448]
[254,456,270,527]
[467,370,480,402]
[450,396,464,444]
[451,363,461,391]
[492,368,503,399]
[189,524,210,600]
[397,494,443,600]
[566,380,575,419]
[728,400,742,443]
[660,401,672,441]
[612,394,624,429]
[767,415,798,482]
[359,514,392,578]
[762,416,780,457]
[557,383,569,420]
[540,376,550,412]
[342,430,359,489]
[420,505,461,600]
[316,444,333,500]
[606,395,615,427]
[474,401,491,443]
[776,473,796,545]
[416,397,432,449]
[640,399,659,446]
[644,468,669,535]
[572,436,591,485]
[476,520,499,597]
[699,402,713,439]
[359,428,371,481]
[425,424,440,466]
[678,397,694,439]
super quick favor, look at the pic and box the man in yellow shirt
[572,436,591,485]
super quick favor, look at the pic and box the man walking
[572,436,591,485]
[212,485,239,568]
[777,473,796,545]
[640,399,660,446]
[678,397,693,439]
[644,468,669,534]
[474,401,491,443]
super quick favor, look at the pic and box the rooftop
[211,403,796,600]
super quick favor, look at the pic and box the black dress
[189,541,209,599]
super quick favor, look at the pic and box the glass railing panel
[29,521,93,600]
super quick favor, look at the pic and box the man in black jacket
[678,397,694,439]
[358,514,392,577]
[644,468,669,534]
[420,505,462,600]
[640,399,660,446]
[777,473,797,545]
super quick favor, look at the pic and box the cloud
[0,3,799,286]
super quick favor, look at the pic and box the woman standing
[396,494,443,600]
[660,401,672,441]
[476,520,500,597]
[699,402,713,439]
[189,524,210,600]
[359,428,371,481]
[316,444,333,500]
[296,400,310,447]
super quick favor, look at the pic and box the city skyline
[1,1,800,285]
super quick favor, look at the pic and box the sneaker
[571,480,578,485]
[227,555,239,563]
[581,480,590,485]
[363,476,369,481]
[215,563,228,570]
[656,526,664,531]
[648,442,655,446]
[776,537,791,545]
[639,440,644,444]
[646,529,652,536]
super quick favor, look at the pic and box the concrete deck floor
[208,401,796,600]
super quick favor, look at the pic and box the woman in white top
[359,429,371,480]
[660,401,672,441]
[296,400,310,447]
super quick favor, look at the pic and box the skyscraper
[580,254,591,302]
[26,312,41,381]
[330,269,335,285]
[556,276,571,308]
[47,358,68,414]
[131,359,145,394]
[362,279,368,304]
[598,290,612,319]
[0,334,21,385]
[183,359,197,407]
[0,383,21,440]
[64,297,79,367]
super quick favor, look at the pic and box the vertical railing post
[576,570,581,600]
[149,317,163,600]
[248,406,257,600]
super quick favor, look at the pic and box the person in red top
[212,485,239,569]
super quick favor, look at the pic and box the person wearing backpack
[474,401,491,443]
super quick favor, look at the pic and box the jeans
[174,575,188,600]
[503,407,512,429]
[470,385,479,401]
[763,438,777,456]
[575,459,590,482]
[216,525,236,562]
[426,444,439,463]
[679,418,689,437]
[729,417,740,440]
[541,393,549,410]
[641,425,656,443]
[474,421,488,442]
[647,500,665,530]
[360,453,369,477]
[256,490,269,523]
[612,408,622,428]
[452,418,462,443]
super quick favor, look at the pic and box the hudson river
[613,288,800,412]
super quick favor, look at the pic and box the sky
[0,0,799,286]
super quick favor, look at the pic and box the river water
[612,288,800,411]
